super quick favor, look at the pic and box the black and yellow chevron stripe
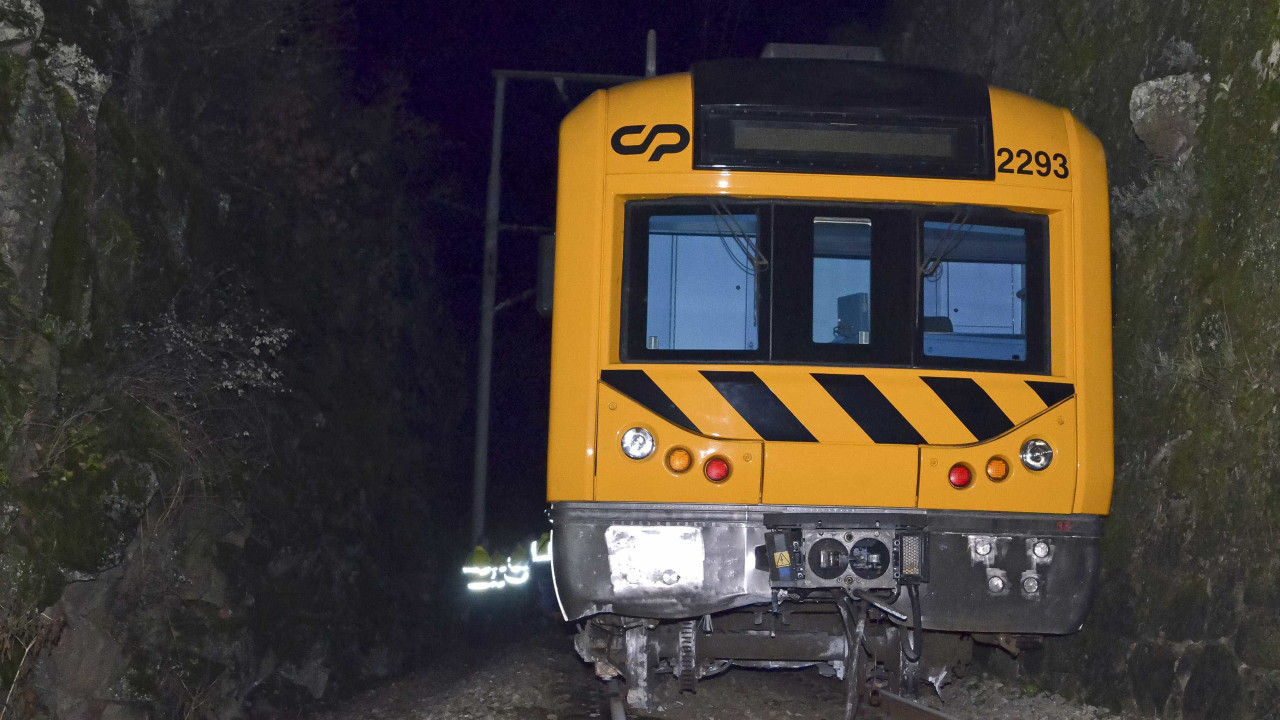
[601,368,1073,447]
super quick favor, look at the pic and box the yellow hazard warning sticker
[773,550,791,568]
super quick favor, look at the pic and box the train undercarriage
[552,502,1101,715]
[575,601,984,716]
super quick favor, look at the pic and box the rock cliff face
[891,2,1280,717]
[0,0,466,717]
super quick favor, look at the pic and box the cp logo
[610,124,690,162]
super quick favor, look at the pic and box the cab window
[812,217,872,346]
[644,213,762,351]
[921,221,1029,362]
[621,200,1046,372]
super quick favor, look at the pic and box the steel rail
[869,691,962,720]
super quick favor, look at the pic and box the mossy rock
[0,53,28,142]
[1182,643,1241,720]
[1127,640,1179,715]
[1163,577,1212,642]
[1235,615,1280,670]
[1243,559,1280,609]
[8,396,175,576]
[0,0,42,43]
[42,101,92,327]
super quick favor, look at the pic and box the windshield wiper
[709,200,768,275]
[919,205,979,278]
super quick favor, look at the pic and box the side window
[811,217,872,345]
[643,213,762,351]
[920,221,1029,362]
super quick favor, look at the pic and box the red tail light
[705,457,731,482]
[948,463,972,489]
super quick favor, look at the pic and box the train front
[545,56,1112,707]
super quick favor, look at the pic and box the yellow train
[545,48,1111,712]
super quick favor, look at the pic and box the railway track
[603,682,962,720]
[866,691,962,720]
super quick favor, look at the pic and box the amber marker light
[948,463,973,489]
[986,457,1010,482]
[704,457,731,482]
[666,447,693,473]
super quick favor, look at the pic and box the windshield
[921,220,1030,362]
[812,217,872,345]
[643,212,762,351]
[622,200,1047,372]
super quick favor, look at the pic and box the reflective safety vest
[509,543,530,565]
[532,532,552,562]
[465,545,491,567]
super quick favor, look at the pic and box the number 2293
[996,147,1068,178]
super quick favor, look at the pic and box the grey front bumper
[551,502,1101,635]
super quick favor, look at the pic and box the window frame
[769,203,915,367]
[912,209,1049,373]
[621,200,773,363]
[618,198,1051,374]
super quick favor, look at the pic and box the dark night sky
[347,1,891,543]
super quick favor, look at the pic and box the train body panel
[762,443,918,508]
[1065,115,1113,514]
[544,55,1113,707]
[548,64,1111,511]
[592,367,1081,512]
[546,91,607,503]
[594,382,763,504]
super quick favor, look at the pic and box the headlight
[1019,438,1054,471]
[621,427,655,459]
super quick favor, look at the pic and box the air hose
[901,583,923,663]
